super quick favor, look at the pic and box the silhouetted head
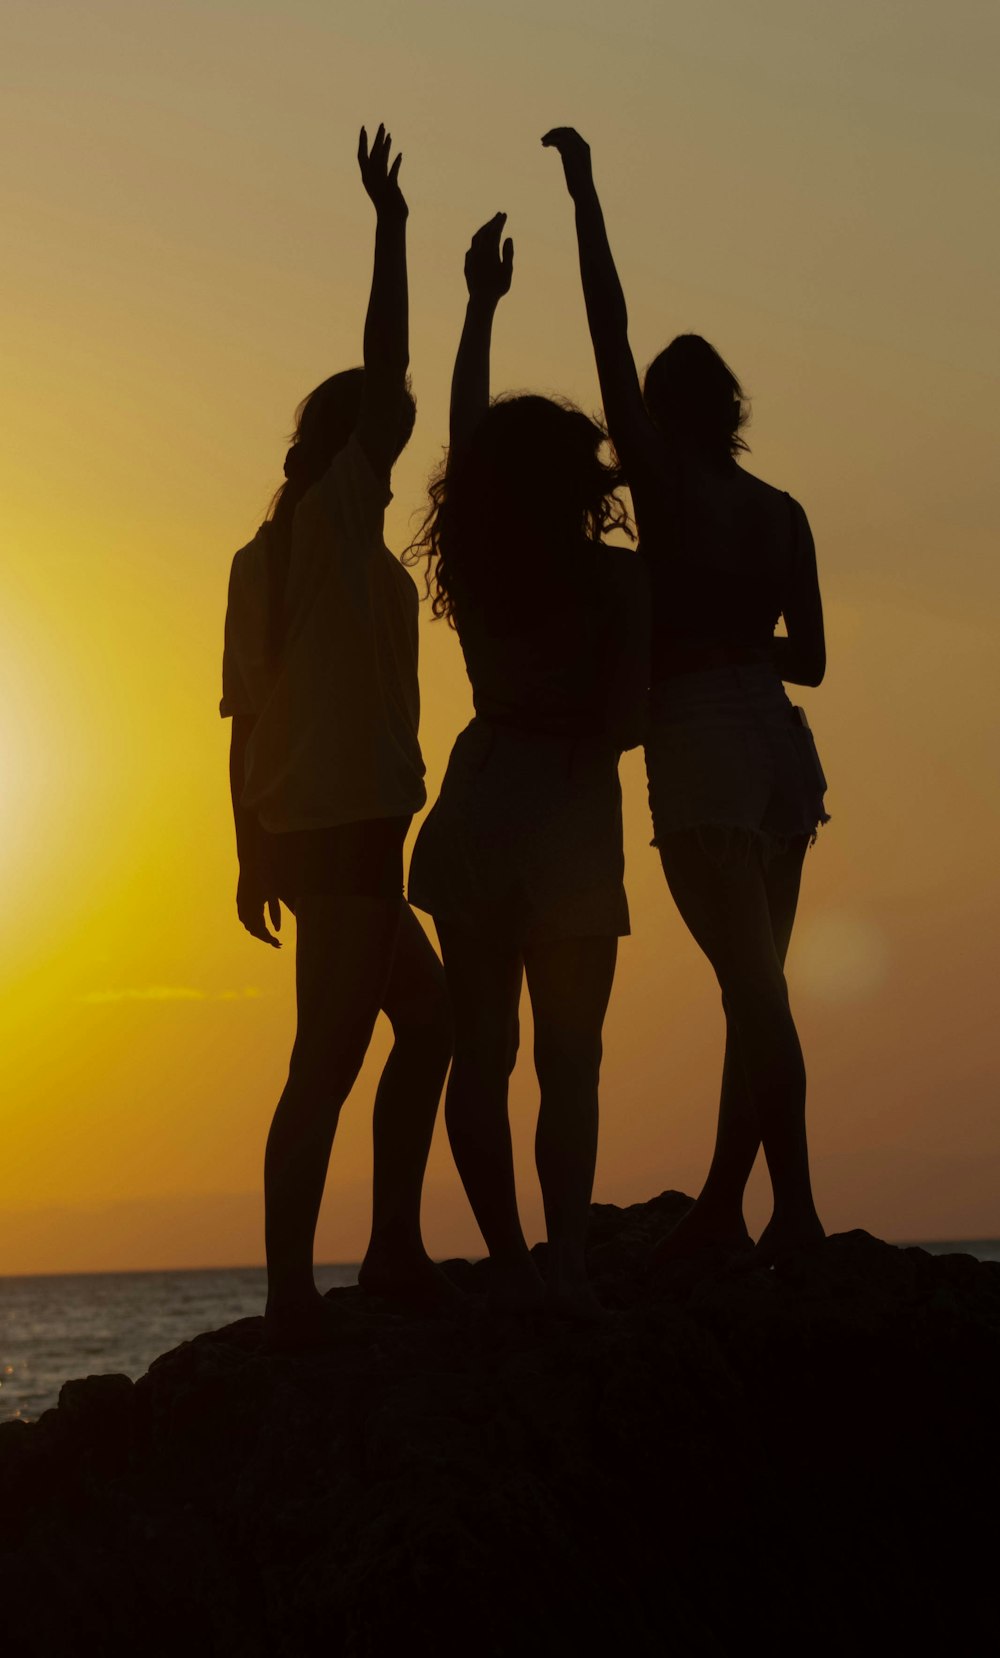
[409,394,630,624]
[265,369,416,654]
[275,367,416,502]
[643,335,749,462]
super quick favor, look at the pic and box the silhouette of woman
[220,127,452,1345]
[407,214,649,1313]
[544,129,828,1263]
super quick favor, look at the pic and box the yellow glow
[2,0,998,1270]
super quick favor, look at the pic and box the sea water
[2,1243,998,1423]
[0,1263,358,1423]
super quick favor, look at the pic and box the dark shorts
[261,816,411,908]
[408,718,629,943]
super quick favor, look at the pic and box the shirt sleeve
[219,554,256,719]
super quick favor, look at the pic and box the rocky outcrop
[2,1192,998,1656]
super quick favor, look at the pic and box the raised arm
[542,128,661,483]
[449,213,514,462]
[354,124,410,479]
[773,500,826,687]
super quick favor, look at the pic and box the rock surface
[2,1192,998,1656]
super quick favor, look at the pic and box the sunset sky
[2,0,998,1273]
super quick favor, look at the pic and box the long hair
[264,369,416,658]
[643,334,750,462]
[407,394,631,627]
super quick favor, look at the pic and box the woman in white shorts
[545,128,828,1266]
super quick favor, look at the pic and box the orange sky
[2,1,998,1271]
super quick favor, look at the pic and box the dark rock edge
[2,1191,998,1657]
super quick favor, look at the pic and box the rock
[1,1193,998,1656]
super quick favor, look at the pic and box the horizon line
[3,1237,999,1281]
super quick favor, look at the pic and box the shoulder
[307,436,391,514]
[227,526,269,598]
[727,470,815,555]
[736,468,808,519]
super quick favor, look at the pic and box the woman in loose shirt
[221,128,452,1346]
[408,216,648,1314]
[544,129,828,1264]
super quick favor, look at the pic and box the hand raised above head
[541,127,593,196]
[464,213,514,305]
[358,123,407,218]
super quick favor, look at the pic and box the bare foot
[754,1212,826,1267]
[358,1250,465,1313]
[647,1200,753,1276]
[263,1292,350,1353]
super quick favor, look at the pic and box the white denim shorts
[645,664,830,855]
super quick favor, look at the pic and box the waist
[654,642,772,680]
[649,661,792,727]
[473,702,604,740]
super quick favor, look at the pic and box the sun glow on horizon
[1,0,998,1271]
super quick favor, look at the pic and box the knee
[390,984,454,1064]
[533,1025,603,1093]
[719,970,794,1047]
[277,1058,349,1131]
[451,1024,511,1078]
[720,957,788,1015]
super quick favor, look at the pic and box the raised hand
[541,127,593,198]
[358,123,407,219]
[464,213,514,306]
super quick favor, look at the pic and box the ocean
[0,1263,358,1424]
[2,1242,999,1424]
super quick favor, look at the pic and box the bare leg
[675,1011,759,1250]
[264,893,402,1343]
[436,923,541,1309]
[523,934,618,1316]
[657,839,810,1260]
[358,905,454,1303]
[655,831,822,1262]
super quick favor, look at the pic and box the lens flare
[793,912,889,1003]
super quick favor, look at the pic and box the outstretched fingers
[358,122,406,214]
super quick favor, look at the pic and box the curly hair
[406,394,632,626]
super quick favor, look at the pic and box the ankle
[265,1279,321,1316]
[364,1228,425,1265]
[695,1182,746,1217]
[545,1239,588,1286]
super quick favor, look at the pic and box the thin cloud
[80,986,266,1005]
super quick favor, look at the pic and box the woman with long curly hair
[544,128,829,1266]
[407,215,649,1315]
[221,128,452,1346]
